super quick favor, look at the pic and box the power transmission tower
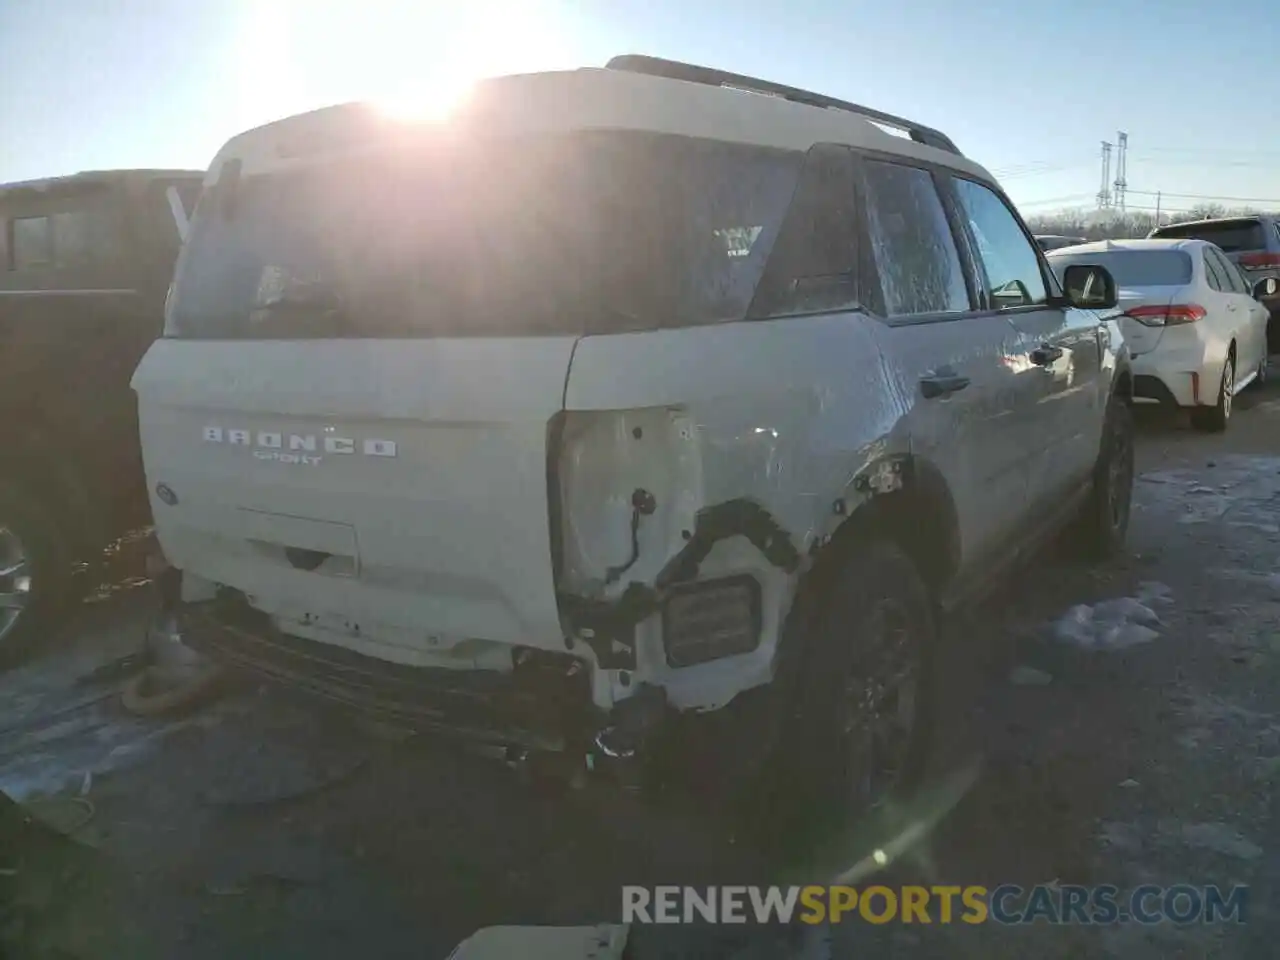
[1097,141,1113,208]
[1113,132,1128,215]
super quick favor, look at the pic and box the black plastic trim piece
[605,54,962,156]
[559,499,801,670]
[656,498,801,587]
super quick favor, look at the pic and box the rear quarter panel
[562,312,912,709]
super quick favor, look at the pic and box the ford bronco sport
[132,56,1131,840]
[0,168,202,661]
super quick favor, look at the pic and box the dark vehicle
[1035,234,1088,252]
[0,168,202,660]
[1148,215,1280,348]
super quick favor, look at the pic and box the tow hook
[586,683,668,790]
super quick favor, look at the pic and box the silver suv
[133,56,1132,846]
[1149,215,1280,348]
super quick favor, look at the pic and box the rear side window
[1050,250,1192,287]
[50,210,102,267]
[167,132,804,339]
[1153,220,1265,253]
[750,144,860,318]
[8,216,52,269]
[1209,247,1248,294]
[952,178,1047,309]
[861,161,969,317]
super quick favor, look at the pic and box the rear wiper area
[248,287,350,337]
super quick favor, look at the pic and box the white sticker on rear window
[255,265,288,307]
[715,226,764,258]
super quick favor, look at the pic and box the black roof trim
[605,54,962,156]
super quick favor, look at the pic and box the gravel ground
[5,385,1280,959]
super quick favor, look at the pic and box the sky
[2,0,1279,217]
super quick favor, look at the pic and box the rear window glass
[166,132,803,339]
[1151,220,1265,252]
[9,216,52,269]
[1049,249,1187,288]
[1050,250,1193,287]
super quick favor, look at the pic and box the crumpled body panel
[561,313,910,709]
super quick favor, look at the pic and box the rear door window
[860,160,970,318]
[951,177,1047,309]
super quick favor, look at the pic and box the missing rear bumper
[177,594,595,753]
[164,589,671,786]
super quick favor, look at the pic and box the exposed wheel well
[803,459,960,608]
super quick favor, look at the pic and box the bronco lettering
[202,426,397,459]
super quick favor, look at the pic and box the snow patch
[1051,592,1166,650]
[1165,821,1263,861]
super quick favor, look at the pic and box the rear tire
[1075,395,1135,561]
[751,539,938,870]
[1191,354,1234,433]
[0,482,72,668]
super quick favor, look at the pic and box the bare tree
[1025,204,1278,240]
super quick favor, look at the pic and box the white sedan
[1048,238,1275,432]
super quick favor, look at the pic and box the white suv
[133,55,1132,845]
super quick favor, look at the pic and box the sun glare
[236,1,574,128]
[374,80,474,123]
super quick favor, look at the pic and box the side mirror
[1062,263,1118,310]
[1253,276,1278,300]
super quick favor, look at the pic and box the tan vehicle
[0,169,201,661]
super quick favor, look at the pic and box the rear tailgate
[132,337,575,654]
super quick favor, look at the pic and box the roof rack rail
[605,54,962,156]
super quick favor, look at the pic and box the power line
[1135,145,1280,160]
[1128,155,1280,169]
[1127,189,1280,205]
[1016,193,1096,209]
[999,163,1092,181]
[987,159,1094,180]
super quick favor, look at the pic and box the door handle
[1030,344,1064,365]
[920,373,971,399]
